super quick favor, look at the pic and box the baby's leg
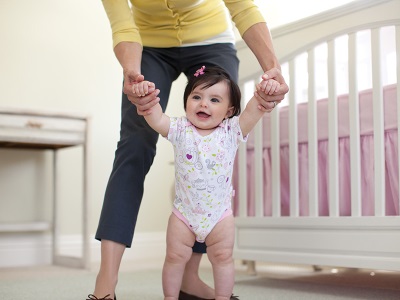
[163,213,195,300]
[205,215,235,300]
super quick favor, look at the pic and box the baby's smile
[196,112,210,118]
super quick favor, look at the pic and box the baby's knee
[207,247,233,265]
[165,248,192,265]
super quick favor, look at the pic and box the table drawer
[0,113,86,147]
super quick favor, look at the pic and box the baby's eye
[210,98,220,103]
[192,95,201,100]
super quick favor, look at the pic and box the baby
[133,65,279,300]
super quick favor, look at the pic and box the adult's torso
[130,0,230,46]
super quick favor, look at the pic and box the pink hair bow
[194,66,206,77]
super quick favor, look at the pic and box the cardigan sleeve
[223,0,266,36]
[102,0,142,48]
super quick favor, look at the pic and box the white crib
[233,0,400,272]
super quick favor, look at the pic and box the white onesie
[167,116,248,242]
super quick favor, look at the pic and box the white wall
[0,0,181,267]
[0,0,354,267]
[255,0,354,28]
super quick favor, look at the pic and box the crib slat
[327,39,340,217]
[396,25,400,216]
[307,48,319,217]
[238,88,248,217]
[289,59,299,217]
[238,142,247,217]
[254,117,263,217]
[371,28,386,216]
[348,32,362,217]
[271,104,281,217]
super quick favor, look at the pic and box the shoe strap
[86,294,114,300]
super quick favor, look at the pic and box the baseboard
[0,234,52,267]
[0,231,166,269]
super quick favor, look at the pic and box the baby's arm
[239,80,278,136]
[239,95,264,137]
[132,81,170,137]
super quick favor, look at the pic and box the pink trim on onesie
[172,207,233,243]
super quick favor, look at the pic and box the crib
[233,0,400,272]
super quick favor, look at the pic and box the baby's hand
[132,81,156,97]
[256,79,280,95]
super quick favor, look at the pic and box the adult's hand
[256,68,289,112]
[114,42,160,115]
[123,71,160,116]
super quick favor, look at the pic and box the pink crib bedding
[233,84,398,217]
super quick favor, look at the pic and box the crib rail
[236,6,400,219]
[233,0,400,271]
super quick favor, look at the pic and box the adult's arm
[242,23,279,73]
[242,23,289,104]
[114,41,160,115]
[102,0,159,114]
[224,0,289,106]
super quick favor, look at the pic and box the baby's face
[185,81,233,131]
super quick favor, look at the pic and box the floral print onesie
[167,116,248,242]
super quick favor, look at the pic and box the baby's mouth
[197,112,210,118]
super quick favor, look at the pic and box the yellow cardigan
[102,0,266,48]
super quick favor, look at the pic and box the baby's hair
[183,66,241,117]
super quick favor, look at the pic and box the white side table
[0,107,90,269]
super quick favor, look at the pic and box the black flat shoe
[179,290,239,300]
[86,294,116,300]
[179,290,214,300]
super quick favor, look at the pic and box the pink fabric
[232,85,398,217]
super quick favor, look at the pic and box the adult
[90,1,288,300]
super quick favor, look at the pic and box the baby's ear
[225,106,234,118]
